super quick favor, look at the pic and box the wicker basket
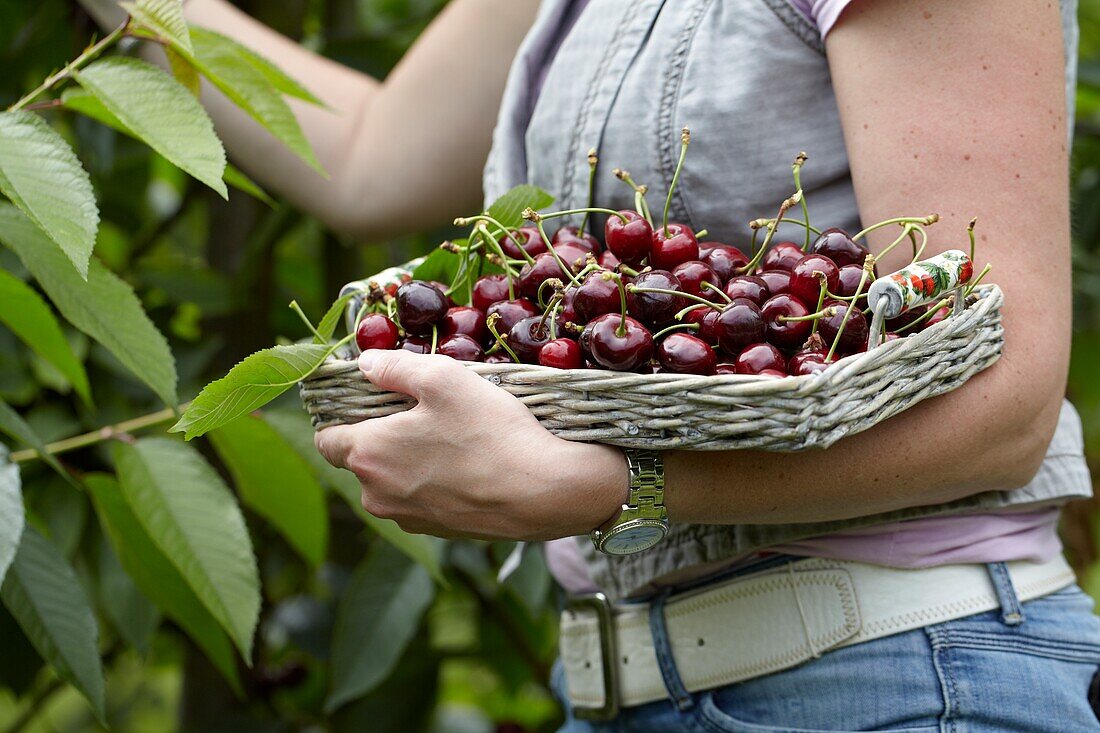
[299,284,1004,451]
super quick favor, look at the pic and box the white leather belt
[559,555,1075,719]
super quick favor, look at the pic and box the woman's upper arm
[825,0,1072,434]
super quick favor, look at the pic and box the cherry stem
[662,127,691,237]
[675,303,711,320]
[737,191,802,274]
[480,226,517,299]
[967,217,978,261]
[792,152,811,251]
[532,217,582,286]
[652,322,700,340]
[609,272,629,337]
[288,300,324,341]
[537,290,563,337]
[579,148,599,236]
[620,265,640,277]
[461,215,536,265]
[628,284,723,312]
[965,263,992,295]
[852,214,938,242]
[532,207,628,224]
[811,272,828,336]
[777,310,830,324]
[430,325,439,355]
[876,223,921,262]
[825,256,873,362]
[700,280,731,303]
[614,169,654,225]
[486,313,520,363]
[696,229,709,239]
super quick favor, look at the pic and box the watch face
[603,523,666,555]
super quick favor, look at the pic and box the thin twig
[10,404,188,464]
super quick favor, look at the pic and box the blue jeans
[553,566,1100,732]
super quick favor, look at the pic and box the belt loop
[648,590,694,711]
[986,561,1025,626]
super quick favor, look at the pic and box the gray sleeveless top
[484,0,1092,600]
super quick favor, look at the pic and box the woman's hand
[315,350,627,541]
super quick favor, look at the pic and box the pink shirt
[540,0,1064,596]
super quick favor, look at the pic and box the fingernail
[358,350,376,374]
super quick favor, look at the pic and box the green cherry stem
[486,313,520,363]
[662,127,691,237]
[737,191,803,274]
[459,214,537,264]
[615,169,655,225]
[531,207,629,224]
[609,272,629,338]
[852,214,939,242]
[811,272,828,336]
[825,257,873,362]
[529,214,582,286]
[965,263,992,295]
[628,284,723,312]
[967,217,978,261]
[430,325,439,354]
[700,280,732,304]
[675,302,712,321]
[480,226,516,300]
[619,265,641,278]
[792,152,811,251]
[696,229,709,239]
[652,322,700,340]
[579,148,599,236]
[777,310,831,324]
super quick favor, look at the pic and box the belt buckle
[564,592,619,721]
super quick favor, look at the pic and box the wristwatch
[590,449,669,555]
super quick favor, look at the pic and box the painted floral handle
[867,250,974,319]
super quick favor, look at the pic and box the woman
[82,0,1100,729]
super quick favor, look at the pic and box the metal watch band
[624,449,665,513]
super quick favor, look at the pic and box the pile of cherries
[353,140,949,377]
[353,219,949,377]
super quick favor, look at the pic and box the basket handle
[865,250,974,349]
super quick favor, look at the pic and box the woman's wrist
[529,441,629,539]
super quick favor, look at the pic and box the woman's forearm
[84,0,538,238]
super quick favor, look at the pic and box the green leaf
[227,36,326,107]
[316,293,356,344]
[188,27,324,174]
[1,526,104,722]
[224,164,274,206]
[85,473,242,692]
[210,416,328,566]
[112,439,260,661]
[0,111,98,278]
[166,46,202,97]
[411,247,462,287]
[0,399,66,480]
[74,57,227,197]
[122,0,193,54]
[262,408,446,584]
[0,455,23,585]
[0,204,178,406]
[93,530,160,653]
[170,342,333,439]
[486,184,554,230]
[326,542,435,712]
[0,268,91,404]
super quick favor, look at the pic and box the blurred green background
[0,0,1098,731]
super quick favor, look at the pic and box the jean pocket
[696,692,940,733]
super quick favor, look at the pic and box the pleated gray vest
[484,0,1092,600]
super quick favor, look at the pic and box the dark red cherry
[657,332,717,375]
[758,368,788,377]
[487,298,539,335]
[701,244,749,284]
[672,260,721,301]
[472,275,510,312]
[508,316,553,363]
[811,227,869,268]
[818,300,869,353]
[923,306,950,329]
[883,332,902,342]
[588,314,654,371]
[485,352,513,363]
[886,305,928,332]
[399,336,432,354]
[760,241,805,272]
[499,226,547,259]
[598,250,621,270]
[538,338,583,369]
[355,313,399,352]
[650,223,699,270]
[761,294,812,350]
[788,350,829,376]
[836,264,868,299]
[724,275,769,306]
[438,334,484,362]
[552,225,601,254]
[427,281,456,308]
[681,306,720,345]
[715,301,766,355]
[627,270,684,326]
[716,363,739,375]
[757,269,791,296]
[552,241,591,272]
[789,254,840,307]
[604,210,653,266]
[396,281,448,335]
[518,253,571,302]
[573,272,622,324]
[558,286,579,327]
[735,343,787,375]
[442,306,488,346]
